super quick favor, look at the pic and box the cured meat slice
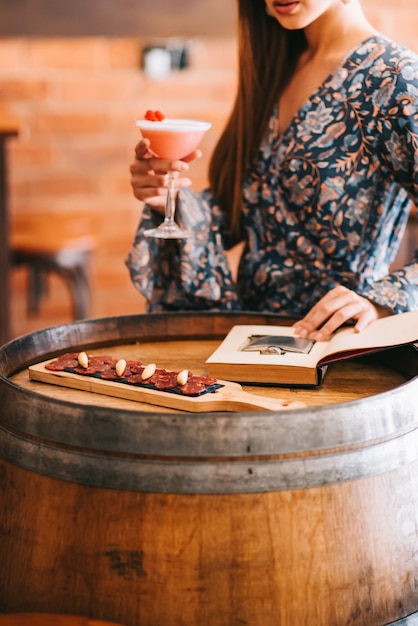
[125,360,144,374]
[178,380,206,395]
[152,371,178,390]
[44,353,79,371]
[127,373,146,384]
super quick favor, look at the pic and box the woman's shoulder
[345,34,418,99]
[353,34,418,69]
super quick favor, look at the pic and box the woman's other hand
[293,285,390,340]
[130,138,201,213]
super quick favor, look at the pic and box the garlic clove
[141,363,156,380]
[115,358,127,377]
[177,369,189,386]
[78,351,89,369]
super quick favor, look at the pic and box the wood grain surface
[0,615,126,626]
[1,457,418,625]
[13,339,405,411]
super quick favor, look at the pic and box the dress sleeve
[359,58,418,313]
[360,258,418,313]
[125,188,240,311]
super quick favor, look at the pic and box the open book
[205,310,418,386]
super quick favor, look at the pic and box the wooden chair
[11,212,96,321]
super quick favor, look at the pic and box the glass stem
[164,171,179,226]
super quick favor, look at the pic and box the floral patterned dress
[126,35,418,315]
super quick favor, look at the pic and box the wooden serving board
[29,359,306,413]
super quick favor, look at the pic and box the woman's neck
[302,2,377,64]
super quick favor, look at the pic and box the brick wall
[1,1,417,337]
[1,37,237,335]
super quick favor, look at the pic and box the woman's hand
[293,285,390,340]
[130,138,201,213]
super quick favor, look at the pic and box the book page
[321,310,418,362]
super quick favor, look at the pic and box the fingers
[130,167,193,206]
[129,165,167,203]
[131,148,191,177]
[130,139,193,206]
[294,286,356,339]
[352,307,378,334]
[293,286,380,340]
[134,138,153,159]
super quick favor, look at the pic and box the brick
[0,78,50,101]
[26,38,105,69]
[31,110,111,135]
[10,141,54,167]
[12,172,97,198]
[58,73,142,102]
[189,38,238,71]
[0,38,27,70]
[103,38,144,69]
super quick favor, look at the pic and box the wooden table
[0,111,19,346]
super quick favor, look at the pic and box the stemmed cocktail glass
[135,117,212,239]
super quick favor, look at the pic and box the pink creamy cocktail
[135,116,212,239]
[135,118,212,160]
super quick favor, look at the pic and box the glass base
[144,221,192,239]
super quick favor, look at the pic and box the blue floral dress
[126,35,418,315]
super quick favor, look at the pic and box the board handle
[212,387,306,412]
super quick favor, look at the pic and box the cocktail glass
[135,118,212,239]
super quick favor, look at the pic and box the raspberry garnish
[144,109,165,121]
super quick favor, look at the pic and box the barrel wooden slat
[1,459,418,625]
[0,311,418,626]
[0,615,126,626]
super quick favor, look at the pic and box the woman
[128,0,418,340]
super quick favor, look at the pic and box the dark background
[0,0,236,37]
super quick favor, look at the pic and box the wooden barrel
[0,311,418,626]
[0,615,127,626]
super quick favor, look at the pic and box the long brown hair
[208,0,307,242]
